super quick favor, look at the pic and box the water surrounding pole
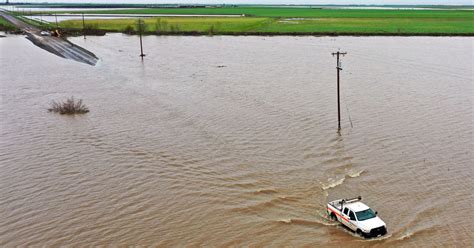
[337,54,341,130]
[331,51,347,131]
[139,19,145,58]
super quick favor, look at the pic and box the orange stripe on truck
[328,207,350,222]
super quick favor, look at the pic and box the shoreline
[3,28,472,37]
[57,28,474,37]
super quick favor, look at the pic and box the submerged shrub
[48,97,89,115]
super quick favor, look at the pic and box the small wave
[320,169,365,190]
[277,218,292,224]
[396,231,415,241]
[253,189,278,194]
[227,181,257,189]
[230,197,282,213]
[389,210,442,243]
[321,177,345,190]
[356,233,393,242]
[276,218,337,227]
[277,195,300,202]
[231,194,301,214]
[347,169,365,178]
[392,225,440,242]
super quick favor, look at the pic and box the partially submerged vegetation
[60,17,270,35]
[48,97,89,115]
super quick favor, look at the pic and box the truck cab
[327,196,387,238]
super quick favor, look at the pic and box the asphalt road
[1,10,98,66]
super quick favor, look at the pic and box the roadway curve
[1,10,98,66]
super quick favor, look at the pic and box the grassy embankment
[54,7,474,35]
[0,11,52,32]
[0,16,19,32]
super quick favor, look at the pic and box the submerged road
[0,10,98,66]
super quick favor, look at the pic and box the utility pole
[138,19,145,58]
[55,13,58,28]
[82,13,86,39]
[332,50,347,131]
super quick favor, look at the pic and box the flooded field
[0,35,472,246]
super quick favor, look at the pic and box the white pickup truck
[327,196,387,238]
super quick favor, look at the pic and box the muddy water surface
[0,35,472,246]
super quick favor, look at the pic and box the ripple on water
[0,35,472,246]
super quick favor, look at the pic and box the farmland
[56,7,474,35]
[8,6,474,35]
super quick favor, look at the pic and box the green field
[53,7,474,35]
[81,7,474,18]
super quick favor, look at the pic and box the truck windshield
[355,209,376,221]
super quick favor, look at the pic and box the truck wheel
[330,213,337,221]
[356,229,364,238]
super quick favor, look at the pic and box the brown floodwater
[0,34,472,247]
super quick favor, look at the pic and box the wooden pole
[332,51,347,131]
[139,19,145,58]
[82,13,86,39]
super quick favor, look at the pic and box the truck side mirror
[375,211,378,215]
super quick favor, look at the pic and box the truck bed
[328,200,343,211]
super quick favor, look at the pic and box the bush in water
[48,97,89,115]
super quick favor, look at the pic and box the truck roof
[345,202,370,212]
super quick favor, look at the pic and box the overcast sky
[8,0,474,5]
